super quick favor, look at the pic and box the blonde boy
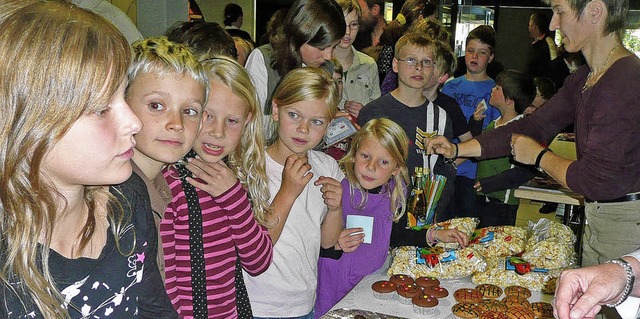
[125,36,209,277]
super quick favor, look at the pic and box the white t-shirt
[243,150,344,317]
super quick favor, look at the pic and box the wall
[495,7,555,72]
[195,0,255,40]
[111,0,137,24]
[136,0,189,37]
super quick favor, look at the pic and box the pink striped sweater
[161,170,273,319]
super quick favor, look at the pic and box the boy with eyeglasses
[441,25,500,219]
[358,33,456,244]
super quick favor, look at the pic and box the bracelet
[445,144,459,164]
[535,148,549,170]
[605,258,635,307]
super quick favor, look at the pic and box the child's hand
[473,181,483,192]
[314,176,342,211]
[344,100,364,119]
[281,154,313,199]
[435,229,469,248]
[186,157,238,197]
[473,101,488,121]
[336,228,364,252]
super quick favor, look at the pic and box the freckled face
[353,137,399,190]
[127,73,205,170]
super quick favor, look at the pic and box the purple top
[315,178,397,317]
[476,55,640,200]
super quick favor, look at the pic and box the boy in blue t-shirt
[441,25,499,218]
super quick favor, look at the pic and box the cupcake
[371,280,397,300]
[389,274,414,286]
[480,310,509,319]
[424,285,449,298]
[397,283,422,305]
[413,294,439,316]
[506,306,535,319]
[530,302,553,319]
[415,276,440,288]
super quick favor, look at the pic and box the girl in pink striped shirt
[161,56,273,319]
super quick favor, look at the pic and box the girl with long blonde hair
[161,56,273,318]
[0,0,176,317]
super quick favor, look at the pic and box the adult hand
[473,181,483,192]
[186,157,237,197]
[511,133,545,165]
[344,100,364,119]
[315,176,343,211]
[281,154,313,199]
[554,263,627,319]
[434,229,469,248]
[336,228,364,252]
[425,135,456,158]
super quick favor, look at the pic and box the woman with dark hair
[223,3,253,43]
[245,0,346,142]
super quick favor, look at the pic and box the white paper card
[478,99,488,113]
[346,215,374,244]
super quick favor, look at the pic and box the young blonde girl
[0,1,175,317]
[315,118,471,317]
[243,67,344,319]
[161,56,273,319]
[315,118,409,317]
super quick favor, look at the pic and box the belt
[586,192,640,203]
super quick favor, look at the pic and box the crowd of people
[0,0,639,318]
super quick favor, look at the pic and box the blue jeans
[254,311,314,319]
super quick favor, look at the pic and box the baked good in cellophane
[469,226,527,258]
[388,245,486,279]
[433,217,479,250]
[522,218,577,269]
[471,256,564,291]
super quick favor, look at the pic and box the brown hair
[0,1,131,317]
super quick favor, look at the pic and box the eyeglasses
[397,57,434,68]
[346,21,360,30]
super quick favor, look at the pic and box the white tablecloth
[323,258,552,319]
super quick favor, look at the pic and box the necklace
[582,44,620,92]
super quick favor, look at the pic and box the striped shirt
[161,171,273,319]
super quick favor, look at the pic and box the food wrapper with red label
[471,256,565,291]
[469,226,527,258]
[388,246,486,279]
